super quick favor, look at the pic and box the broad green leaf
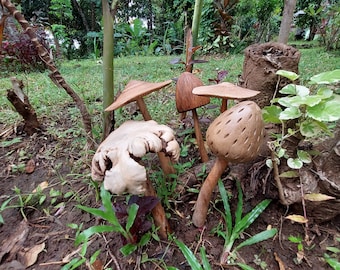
[277,147,286,158]
[276,70,299,81]
[262,106,282,124]
[317,88,333,99]
[287,158,303,169]
[277,96,294,107]
[174,238,203,270]
[120,243,138,256]
[295,85,310,97]
[266,159,273,169]
[310,69,340,84]
[200,247,211,270]
[300,119,329,137]
[324,253,340,269]
[279,84,296,95]
[286,214,308,223]
[75,225,117,245]
[297,150,311,164]
[233,199,271,236]
[218,180,232,239]
[279,107,302,120]
[126,203,139,232]
[279,171,299,178]
[0,214,3,224]
[306,97,340,122]
[234,228,277,252]
[304,193,335,201]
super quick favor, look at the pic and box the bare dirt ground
[0,110,339,270]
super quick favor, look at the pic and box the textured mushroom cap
[176,72,210,113]
[105,80,172,111]
[91,120,180,194]
[192,82,260,99]
[206,101,264,163]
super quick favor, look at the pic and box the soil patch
[0,113,339,269]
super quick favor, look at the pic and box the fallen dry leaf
[274,252,285,270]
[0,220,29,262]
[304,193,335,202]
[285,214,308,224]
[32,181,49,193]
[25,159,35,174]
[23,242,45,267]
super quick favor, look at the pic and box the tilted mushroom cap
[105,80,172,111]
[192,82,260,99]
[91,120,180,194]
[176,72,210,113]
[206,101,264,163]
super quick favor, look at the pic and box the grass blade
[200,246,211,270]
[126,203,139,232]
[218,180,232,239]
[75,225,117,245]
[235,180,243,225]
[234,228,278,252]
[324,253,340,269]
[174,238,203,270]
[233,199,271,235]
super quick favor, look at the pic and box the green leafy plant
[288,235,305,265]
[173,236,211,270]
[324,237,340,269]
[73,186,158,256]
[0,186,47,223]
[263,69,340,170]
[215,180,277,266]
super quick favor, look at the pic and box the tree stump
[239,42,301,108]
[7,77,40,135]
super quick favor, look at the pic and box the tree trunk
[278,0,297,44]
[71,0,90,32]
[7,78,40,135]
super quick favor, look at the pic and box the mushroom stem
[192,109,209,163]
[192,156,228,227]
[220,98,228,112]
[136,97,152,121]
[144,177,171,239]
[136,97,176,175]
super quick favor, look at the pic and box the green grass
[1,46,339,134]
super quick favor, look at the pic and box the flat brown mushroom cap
[105,80,172,111]
[176,72,210,113]
[192,82,260,99]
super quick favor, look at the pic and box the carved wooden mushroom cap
[206,101,264,163]
[105,79,172,111]
[192,82,260,99]
[176,72,210,113]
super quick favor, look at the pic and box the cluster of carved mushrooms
[91,74,264,238]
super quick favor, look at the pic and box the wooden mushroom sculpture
[192,101,264,227]
[176,72,210,162]
[193,82,260,112]
[91,120,180,238]
[105,80,175,175]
